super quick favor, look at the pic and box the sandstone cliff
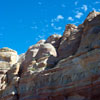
[0,11,100,100]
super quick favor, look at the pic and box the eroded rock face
[0,48,18,91]
[0,47,18,64]
[45,34,61,49]
[0,11,100,100]
[76,11,100,54]
[22,40,45,66]
[20,43,42,74]
[35,43,57,60]
[58,24,82,60]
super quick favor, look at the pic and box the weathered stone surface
[0,48,18,91]
[35,43,57,60]
[76,11,100,54]
[34,43,57,69]
[58,24,82,60]
[20,43,41,74]
[46,55,58,69]
[37,39,46,44]
[0,62,10,91]
[0,47,18,64]
[25,44,40,63]
[45,34,61,49]
[67,94,86,100]
[22,40,45,67]
[2,48,98,100]
[7,63,20,83]
[36,57,48,68]
[18,53,25,63]
[0,11,100,100]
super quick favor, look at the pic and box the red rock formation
[0,11,100,100]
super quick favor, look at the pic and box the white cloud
[51,23,62,30]
[51,15,64,23]
[98,9,100,11]
[81,5,88,11]
[68,17,74,21]
[51,23,54,27]
[95,1,100,4]
[56,15,64,21]
[75,12,83,19]
[75,1,78,6]
[72,22,80,25]
[31,26,38,29]
[35,34,45,41]
[61,4,66,8]
[54,26,62,30]
[38,34,45,40]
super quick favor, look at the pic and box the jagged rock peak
[86,10,100,21]
[0,47,17,53]
[65,24,77,31]
[83,10,100,24]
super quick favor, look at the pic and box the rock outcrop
[0,11,100,100]
[0,47,18,91]
[45,34,61,49]
[58,24,82,60]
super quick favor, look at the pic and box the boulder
[21,43,42,73]
[35,43,57,60]
[0,47,18,91]
[45,34,61,49]
[23,40,45,65]
[0,47,18,64]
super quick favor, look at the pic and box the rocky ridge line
[0,11,100,100]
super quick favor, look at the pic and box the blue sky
[0,0,100,54]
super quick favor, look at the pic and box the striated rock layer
[0,11,100,100]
